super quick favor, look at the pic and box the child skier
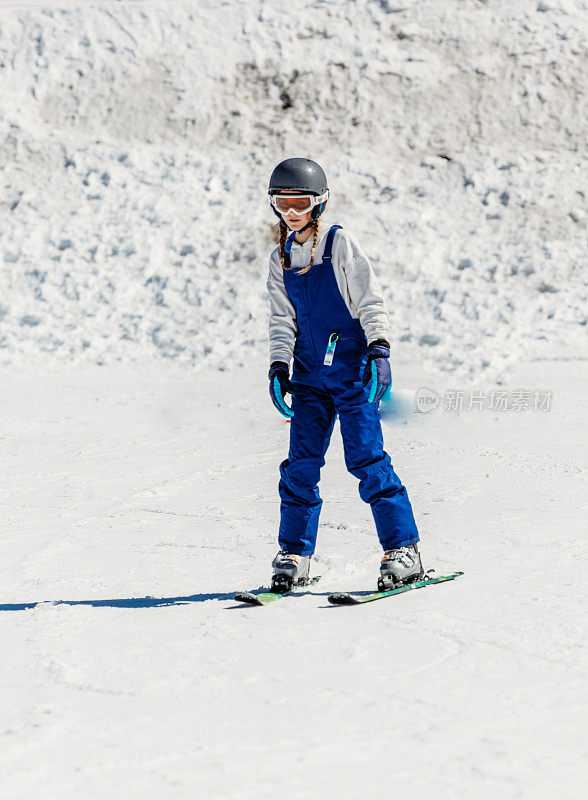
[266,157,422,593]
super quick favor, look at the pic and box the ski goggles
[270,190,329,216]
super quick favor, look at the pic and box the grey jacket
[266,221,392,364]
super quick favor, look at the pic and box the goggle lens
[274,195,314,213]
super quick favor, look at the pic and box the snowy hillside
[1,0,586,378]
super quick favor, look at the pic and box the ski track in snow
[1,359,586,799]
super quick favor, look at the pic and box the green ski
[235,576,321,606]
[328,571,464,605]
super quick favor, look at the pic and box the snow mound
[0,0,586,378]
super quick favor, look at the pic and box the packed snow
[0,1,587,799]
[2,359,586,799]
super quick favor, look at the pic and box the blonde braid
[278,220,289,268]
[297,218,319,276]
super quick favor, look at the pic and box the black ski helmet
[268,157,329,224]
[268,157,328,196]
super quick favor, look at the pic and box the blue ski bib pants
[278,225,420,556]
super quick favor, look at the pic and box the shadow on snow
[0,591,242,611]
[0,590,338,612]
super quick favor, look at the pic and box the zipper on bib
[302,274,319,358]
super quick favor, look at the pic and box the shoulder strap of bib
[283,230,297,270]
[321,225,342,266]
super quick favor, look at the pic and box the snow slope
[1,0,586,379]
[1,1,587,798]
[1,359,586,799]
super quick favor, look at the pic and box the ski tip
[234,592,261,605]
[234,591,282,606]
[327,592,359,605]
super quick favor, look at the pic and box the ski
[328,571,464,605]
[234,576,321,606]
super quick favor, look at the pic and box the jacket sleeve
[332,230,392,346]
[266,249,297,365]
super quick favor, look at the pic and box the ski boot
[378,544,424,591]
[271,551,311,594]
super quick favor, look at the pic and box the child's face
[281,208,312,231]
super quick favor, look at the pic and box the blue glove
[268,361,295,418]
[362,341,392,403]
